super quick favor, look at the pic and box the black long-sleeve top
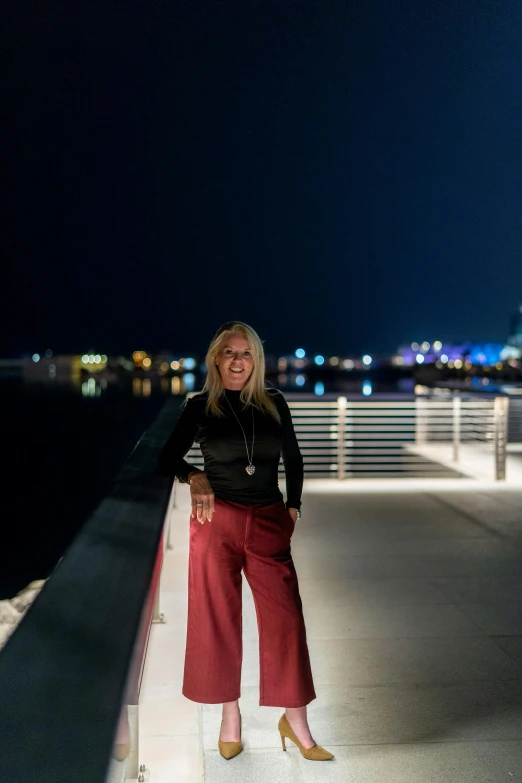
[157,387,303,510]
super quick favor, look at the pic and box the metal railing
[185,393,509,481]
[0,397,181,783]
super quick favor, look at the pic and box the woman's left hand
[288,507,299,523]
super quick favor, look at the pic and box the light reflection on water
[81,371,517,399]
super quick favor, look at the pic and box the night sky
[4,1,522,359]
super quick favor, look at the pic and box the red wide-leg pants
[182,496,316,707]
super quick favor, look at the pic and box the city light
[32,353,40,362]
[184,357,196,370]
[314,381,324,396]
[314,355,325,366]
[132,351,148,368]
[411,342,419,351]
[183,373,195,391]
[295,348,306,359]
[454,359,463,369]
[362,381,372,396]
[362,354,372,366]
[440,354,448,363]
[295,374,305,386]
[416,354,424,364]
[433,341,442,351]
[171,360,180,370]
[343,359,355,370]
[329,356,339,366]
[421,341,430,352]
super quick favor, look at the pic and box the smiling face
[215,333,255,390]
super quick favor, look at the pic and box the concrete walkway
[139,480,522,783]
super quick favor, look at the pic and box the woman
[157,321,333,761]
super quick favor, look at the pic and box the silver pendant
[245,464,256,475]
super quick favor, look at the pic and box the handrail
[0,397,180,783]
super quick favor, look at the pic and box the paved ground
[201,487,522,783]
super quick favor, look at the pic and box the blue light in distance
[314,381,324,396]
[314,355,325,365]
[416,354,424,364]
[469,343,503,365]
[362,354,372,366]
[184,357,196,370]
[295,348,306,359]
[183,373,195,390]
[295,374,305,386]
[362,381,372,396]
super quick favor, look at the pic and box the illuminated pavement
[138,476,522,783]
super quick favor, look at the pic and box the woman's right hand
[189,472,215,523]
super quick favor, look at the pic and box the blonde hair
[198,320,281,424]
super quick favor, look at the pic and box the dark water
[0,380,174,599]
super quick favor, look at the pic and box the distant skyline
[5,2,522,359]
[11,324,515,362]
[4,317,518,360]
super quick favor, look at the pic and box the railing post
[126,704,139,780]
[494,396,508,480]
[166,478,177,551]
[337,396,347,480]
[152,579,164,624]
[453,394,461,461]
[345,399,352,478]
[153,527,167,625]
[415,396,427,444]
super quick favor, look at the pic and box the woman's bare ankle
[285,705,307,724]
[222,699,240,716]
[220,700,241,742]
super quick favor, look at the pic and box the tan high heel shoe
[278,713,334,760]
[218,712,242,760]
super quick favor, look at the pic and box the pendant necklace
[224,392,256,475]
